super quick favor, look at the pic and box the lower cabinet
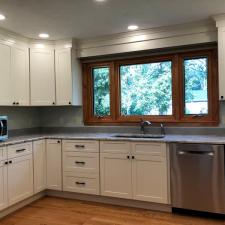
[100,141,169,204]
[0,159,7,211]
[46,139,62,191]
[100,153,132,199]
[7,154,34,206]
[62,140,100,195]
[33,140,46,194]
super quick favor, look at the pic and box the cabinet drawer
[63,172,99,195]
[132,142,166,157]
[100,141,130,154]
[7,142,32,159]
[63,152,99,174]
[0,147,6,162]
[63,140,99,153]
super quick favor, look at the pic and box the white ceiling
[0,0,224,40]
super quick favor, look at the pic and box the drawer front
[0,147,6,162]
[63,152,99,174]
[7,142,32,159]
[63,172,99,195]
[63,140,99,153]
[100,141,130,154]
[132,142,166,157]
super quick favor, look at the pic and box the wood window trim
[82,49,219,126]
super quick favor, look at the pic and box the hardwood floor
[0,197,224,225]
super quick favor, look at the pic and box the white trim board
[77,20,217,58]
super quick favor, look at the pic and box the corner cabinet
[30,48,55,106]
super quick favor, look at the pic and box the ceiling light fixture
[128,25,139,31]
[38,33,49,39]
[0,14,6,20]
[95,0,106,2]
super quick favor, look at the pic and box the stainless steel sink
[112,134,165,139]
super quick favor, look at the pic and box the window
[120,61,172,116]
[83,49,218,125]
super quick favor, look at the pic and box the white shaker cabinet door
[100,153,132,199]
[0,43,12,106]
[0,160,8,211]
[33,140,46,194]
[11,46,30,106]
[30,49,55,106]
[55,48,72,105]
[7,154,34,206]
[46,139,62,191]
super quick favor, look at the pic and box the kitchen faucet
[140,119,151,134]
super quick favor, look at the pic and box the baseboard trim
[46,190,172,212]
[0,192,45,219]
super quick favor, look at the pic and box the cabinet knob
[9,160,12,164]
[132,156,135,159]
[16,102,19,105]
[13,102,16,105]
[221,96,224,100]
[4,161,8,165]
[69,102,72,105]
[57,140,61,144]
[52,102,55,105]
[127,155,130,159]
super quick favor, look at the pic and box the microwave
[0,116,8,141]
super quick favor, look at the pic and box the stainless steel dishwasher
[170,143,225,214]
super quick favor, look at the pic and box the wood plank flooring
[0,197,224,225]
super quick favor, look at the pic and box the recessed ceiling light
[128,25,139,31]
[38,33,49,39]
[95,0,106,2]
[0,14,6,20]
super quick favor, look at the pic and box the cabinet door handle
[127,155,130,159]
[16,148,26,153]
[75,161,85,165]
[75,145,85,148]
[75,182,85,185]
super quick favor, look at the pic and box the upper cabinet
[0,42,12,106]
[215,15,225,100]
[11,46,30,106]
[30,48,55,106]
[55,47,82,106]
[55,48,72,105]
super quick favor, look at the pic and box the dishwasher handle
[178,150,214,156]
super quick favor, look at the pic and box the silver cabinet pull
[16,148,26,153]
[178,150,214,156]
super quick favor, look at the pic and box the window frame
[82,48,219,126]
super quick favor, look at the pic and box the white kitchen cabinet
[11,46,30,106]
[132,142,168,204]
[55,48,82,105]
[0,147,7,211]
[33,140,46,194]
[100,141,169,204]
[46,139,62,191]
[30,49,55,106]
[7,154,34,206]
[0,42,12,105]
[55,48,72,105]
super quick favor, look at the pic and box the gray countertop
[1,133,225,147]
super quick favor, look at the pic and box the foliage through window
[120,61,172,116]
[83,49,218,125]
[92,67,110,116]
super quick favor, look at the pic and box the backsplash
[1,101,225,131]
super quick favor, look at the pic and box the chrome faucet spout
[140,119,152,134]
